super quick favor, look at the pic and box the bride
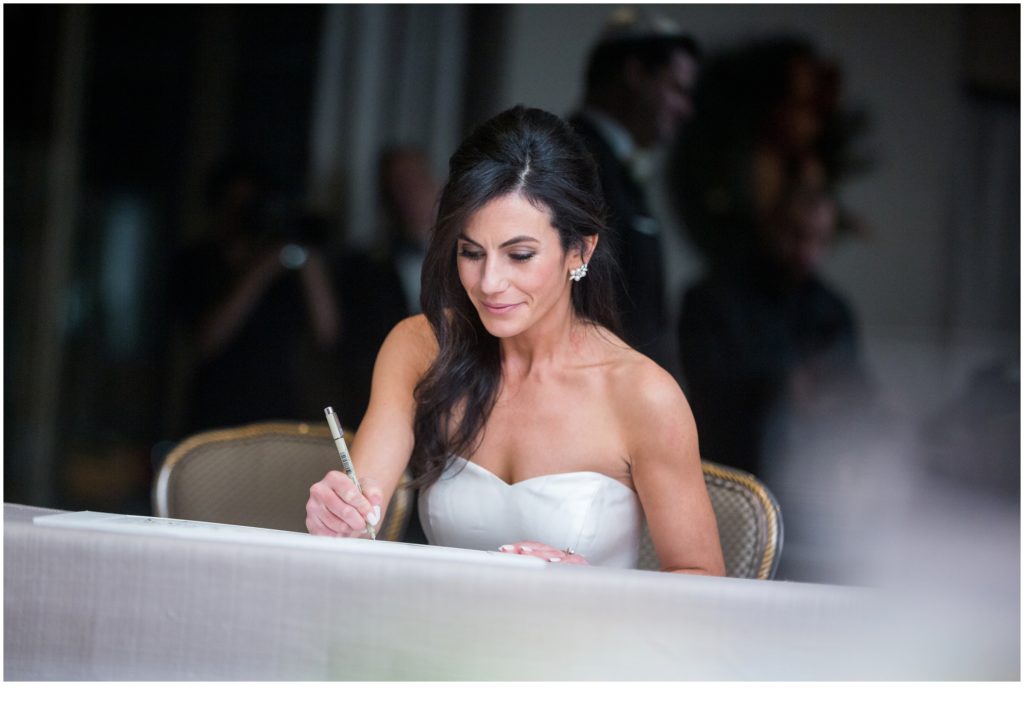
[306,106,724,575]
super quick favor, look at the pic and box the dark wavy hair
[409,105,622,489]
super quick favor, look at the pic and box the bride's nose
[480,258,510,294]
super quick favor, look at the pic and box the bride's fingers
[497,541,585,563]
[497,542,553,557]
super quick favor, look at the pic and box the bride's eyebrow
[498,235,540,248]
[457,233,540,248]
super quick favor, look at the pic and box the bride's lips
[480,301,522,315]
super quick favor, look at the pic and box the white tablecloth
[3,503,1017,680]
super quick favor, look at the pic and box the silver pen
[324,406,376,540]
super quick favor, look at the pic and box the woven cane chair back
[637,461,783,579]
[153,422,412,540]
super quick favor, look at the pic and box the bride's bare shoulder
[379,314,438,375]
[389,313,435,344]
[604,343,694,427]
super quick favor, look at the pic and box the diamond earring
[569,262,589,282]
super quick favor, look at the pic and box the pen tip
[324,406,334,415]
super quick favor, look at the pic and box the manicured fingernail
[366,505,381,527]
[521,546,533,553]
[548,557,562,562]
[499,545,514,552]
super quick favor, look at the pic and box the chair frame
[702,461,784,580]
[153,421,410,541]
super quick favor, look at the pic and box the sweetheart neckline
[454,456,637,495]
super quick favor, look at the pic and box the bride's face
[456,192,581,338]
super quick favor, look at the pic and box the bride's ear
[576,234,598,265]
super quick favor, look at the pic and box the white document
[33,511,545,568]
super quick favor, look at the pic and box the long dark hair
[409,105,621,488]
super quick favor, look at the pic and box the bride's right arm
[306,314,437,536]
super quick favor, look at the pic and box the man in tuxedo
[569,9,699,373]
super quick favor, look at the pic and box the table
[4,503,1017,680]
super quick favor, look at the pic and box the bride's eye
[510,251,536,262]
[458,248,484,260]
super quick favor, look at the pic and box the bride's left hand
[497,541,588,565]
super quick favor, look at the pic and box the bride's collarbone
[484,388,624,459]
[494,376,611,410]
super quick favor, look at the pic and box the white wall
[498,4,1000,415]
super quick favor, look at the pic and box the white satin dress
[418,456,644,568]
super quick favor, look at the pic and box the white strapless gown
[418,456,644,568]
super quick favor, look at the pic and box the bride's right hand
[306,471,383,537]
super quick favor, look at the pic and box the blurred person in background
[331,146,441,430]
[377,146,440,315]
[671,38,873,488]
[569,7,700,374]
[173,159,342,434]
